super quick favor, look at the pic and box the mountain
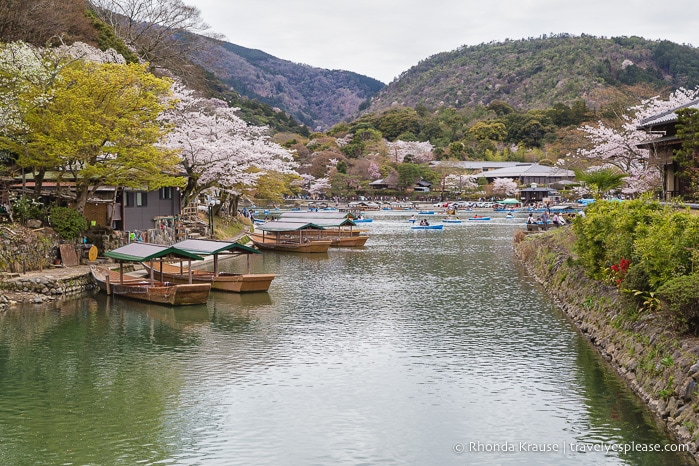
[188,38,385,131]
[366,34,699,114]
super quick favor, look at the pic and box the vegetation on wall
[572,198,699,334]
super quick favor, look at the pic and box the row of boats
[91,211,371,306]
[248,211,369,253]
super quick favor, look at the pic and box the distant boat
[418,210,435,215]
[468,216,491,221]
[249,221,332,253]
[276,212,369,247]
[353,218,373,223]
[442,218,462,223]
[411,224,443,230]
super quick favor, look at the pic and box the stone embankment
[515,229,699,463]
[0,266,97,309]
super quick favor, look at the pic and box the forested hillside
[189,39,384,131]
[368,34,699,114]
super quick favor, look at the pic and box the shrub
[11,195,46,224]
[656,274,699,335]
[49,206,88,240]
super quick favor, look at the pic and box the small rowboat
[353,218,373,223]
[468,216,491,221]
[442,218,462,223]
[418,210,435,215]
[411,224,443,230]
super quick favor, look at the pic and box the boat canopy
[279,211,353,220]
[276,217,356,228]
[256,221,325,232]
[173,239,260,255]
[499,198,520,204]
[105,243,204,262]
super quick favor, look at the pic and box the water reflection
[0,210,692,465]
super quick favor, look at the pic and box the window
[124,192,134,207]
[159,187,173,199]
[136,192,147,207]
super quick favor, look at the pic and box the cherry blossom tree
[368,161,381,180]
[443,174,478,193]
[385,140,434,164]
[491,178,519,197]
[573,87,699,196]
[160,83,297,213]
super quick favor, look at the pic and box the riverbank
[515,228,699,462]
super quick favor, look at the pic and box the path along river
[0,210,693,465]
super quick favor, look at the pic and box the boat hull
[248,233,332,253]
[91,266,210,305]
[411,225,444,230]
[142,262,275,293]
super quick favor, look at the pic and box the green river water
[0,210,693,465]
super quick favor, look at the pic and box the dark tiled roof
[638,98,699,128]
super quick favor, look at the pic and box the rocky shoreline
[515,228,699,463]
[0,266,97,310]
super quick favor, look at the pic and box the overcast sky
[187,0,699,84]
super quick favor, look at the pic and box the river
[0,210,692,465]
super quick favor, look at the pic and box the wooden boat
[442,218,462,223]
[468,216,491,221]
[276,212,369,247]
[249,231,332,252]
[352,218,373,223]
[411,224,443,230]
[95,243,211,305]
[142,261,275,292]
[91,265,210,305]
[142,239,275,293]
[418,210,435,215]
[249,221,332,253]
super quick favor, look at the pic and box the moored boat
[91,265,210,305]
[142,239,276,293]
[276,212,369,247]
[249,221,332,253]
[92,242,213,305]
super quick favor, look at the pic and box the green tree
[574,168,627,197]
[12,61,184,213]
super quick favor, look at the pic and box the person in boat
[410,214,417,222]
[527,213,535,224]
[552,213,560,227]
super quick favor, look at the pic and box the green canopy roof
[256,221,325,232]
[173,239,260,255]
[105,243,204,262]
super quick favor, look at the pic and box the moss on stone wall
[515,228,699,461]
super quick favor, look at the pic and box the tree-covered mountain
[367,34,699,115]
[187,38,385,131]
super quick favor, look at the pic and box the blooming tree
[491,178,519,197]
[368,161,381,180]
[160,83,297,212]
[574,87,699,195]
[0,41,181,212]
[385,140,434,163]
[443,174,478,193]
